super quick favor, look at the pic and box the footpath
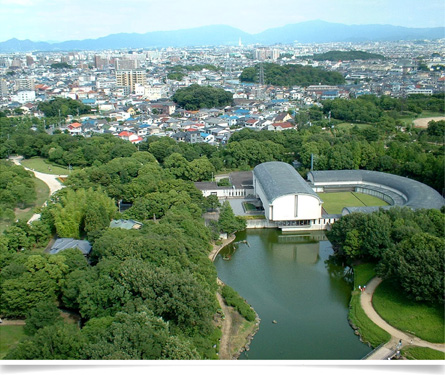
[360,277,445,360]
[9,156,66,223]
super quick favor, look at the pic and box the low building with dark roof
[49,238,92,256]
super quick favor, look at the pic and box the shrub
[221,285,256,322]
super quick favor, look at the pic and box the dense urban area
[0,38,444,361]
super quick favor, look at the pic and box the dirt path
[9,156,66,196]
[216,291,233,359]
[209,235,259,359]
[209,236,236,360]
[360,277,445,359]
[9,156,66,224]
[0,320,25,326]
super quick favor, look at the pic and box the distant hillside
[1,21,444,52]
[311,50,386,61]
[254,20,445,44]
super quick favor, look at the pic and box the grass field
[373,280,445,343]
[0,326,26,359]
[348,264,391,348]
[318,191,388,214]
[335,122,373,130]
[21,157,71,175]
[402,346,445,360]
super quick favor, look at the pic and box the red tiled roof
[119,131,134,137]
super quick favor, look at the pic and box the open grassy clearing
[373,280,444,343]
[402,346,445,360]
[21,157,71,175]
[335,122,373,130]
[318,191,388,214]
[0,326,26,359]
[398,112,444,127]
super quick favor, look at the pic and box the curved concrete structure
[307,170,444,211]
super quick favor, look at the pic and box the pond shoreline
[210,233,261,360]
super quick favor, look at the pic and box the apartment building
[115,69,146,93]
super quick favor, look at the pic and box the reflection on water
[215,229,371,360]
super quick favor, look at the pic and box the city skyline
[1,0,444,43]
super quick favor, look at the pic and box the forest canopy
[239,63,346,86]
[311,50,385,61]
[172,84,233,110]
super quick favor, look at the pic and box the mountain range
[1,20,444,52]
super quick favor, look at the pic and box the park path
[360,277,445,360]
[208,235,237,359]
[216,288,233,360]
[9,156,66,223]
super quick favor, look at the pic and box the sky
[1,0,444,42]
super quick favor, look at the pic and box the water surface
[215,229,372,360]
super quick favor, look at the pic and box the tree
[377,233,444,304]
[1,254,68,317]
[205,194,220,212]
[82,309,200,360]
[49,188,116,238]
[5,322,84,359]
[24,300,63,335]
[172,84,233,110]
[218,201,246,234]
[187,157,215,181]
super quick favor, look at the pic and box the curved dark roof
[254,162,322,203]
[308,170,444,210]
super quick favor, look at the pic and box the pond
[215,229,372,360]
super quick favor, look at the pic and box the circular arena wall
[307,170,444,212]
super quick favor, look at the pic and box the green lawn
[318,191,388,214]
[21,157,71,175]
[0,326,26,359]
[402,346,445,360]
[335,122,372,130]
[373,280,445,343]
[353,263,377,287]
[348,264,391,348]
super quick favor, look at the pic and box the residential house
[67,122,83,135]
[185,130,201,144]
[50,238,92,256]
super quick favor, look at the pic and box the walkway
[9,156,66,223]
[361,277,445,360]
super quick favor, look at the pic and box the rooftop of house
[50,238,92,256]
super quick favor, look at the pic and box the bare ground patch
[413,117,445,128]
[215,291,259,360]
